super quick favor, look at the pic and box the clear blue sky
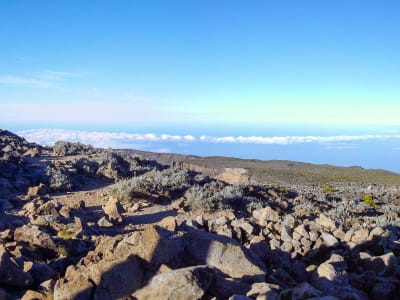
[1,1,400,126]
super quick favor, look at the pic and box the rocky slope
[0,129,399,300]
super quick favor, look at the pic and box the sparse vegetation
[322,186,335,194]
[53,141,95,156]
[363,194,375,208]
[110,168,191,201]
[56,242,69,257]
[57,228,76,239]
[75,158,99,174]
[45,166,74,191]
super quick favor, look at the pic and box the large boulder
[0,246,33,287]
[54,253,144,300]
[55,226,183,299]
[183,226,267,281]
[14,225,57,253]
[102,197,124,223]
[115,225,185,270]
[133,265,214,300]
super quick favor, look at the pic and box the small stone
[316,214,336,231]
[59,206,71,218]
[317,262,337,281]
[269,239,280,250]
[351,229,369,243]
[301,237,312,248]
[21,290,45,300]
[368,227,385,240]
[281,241,293,252]
[321,233,339,247]
[216,225,233,238]
[158,216,177,231]
[343,229,354,242]
[281,226,293,242]
[333,229,345,240]
[282,215,295,228]
[294,224,309,239]
[97,216,113,227]
[293,231,302,241]
[246,282,280,298]
[102,197,124,223]
[195,215,205,227]
[252,206,279,225]
[39,279,55,293]
[216,216,228,226]
[309,230,319,241]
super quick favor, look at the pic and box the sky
[1,0,400,127]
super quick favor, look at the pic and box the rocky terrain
[0,128,399,300]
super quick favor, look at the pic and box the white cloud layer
[17,128,400,149]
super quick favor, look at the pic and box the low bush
[75,158,99,174]
[110,168,191,201]
[363,194,375,208]
[45,166,74,191]
[53,141,95,156]
[322,186,335,194]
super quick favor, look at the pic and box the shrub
[363,194,375,208]
[45,166,74,191]
[184,181,242,212]
[53,141,95,156]
[97,151,155,179]
[184,184,225,212]
[75,158,99,174]
[110,168,191,201]
[322,186,335,194]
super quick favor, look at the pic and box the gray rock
[316,214,336,231]
[102,197,124,223]
[343,229,354,242]
[97,216,113,227]
[351,229,369,243]
[184,226,267,281]
[0,246,33,287]
[281,241,293,252]
[215,216,229,226]
[55,253,144,300]
[321,233,339,247]
[280,225,293,242]
[231,219,254,236]
[301,237,312,248]
[294,224,309,239]
[133,265,214,300]
[368,227,385,240]
[14,225,57,252]
[282,215,295,228]
[309,230,319,242]
[252,206,279,225]
[246,282,280,299]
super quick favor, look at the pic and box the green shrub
[110,168,190,201]
[45,166,74,191]
[184,184,225,212]
[53,141,94,156]
[363,194,375,208]
[322,186,335,194]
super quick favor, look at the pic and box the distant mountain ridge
[123,149,400,185]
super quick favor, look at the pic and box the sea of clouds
[18,128,400,148]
